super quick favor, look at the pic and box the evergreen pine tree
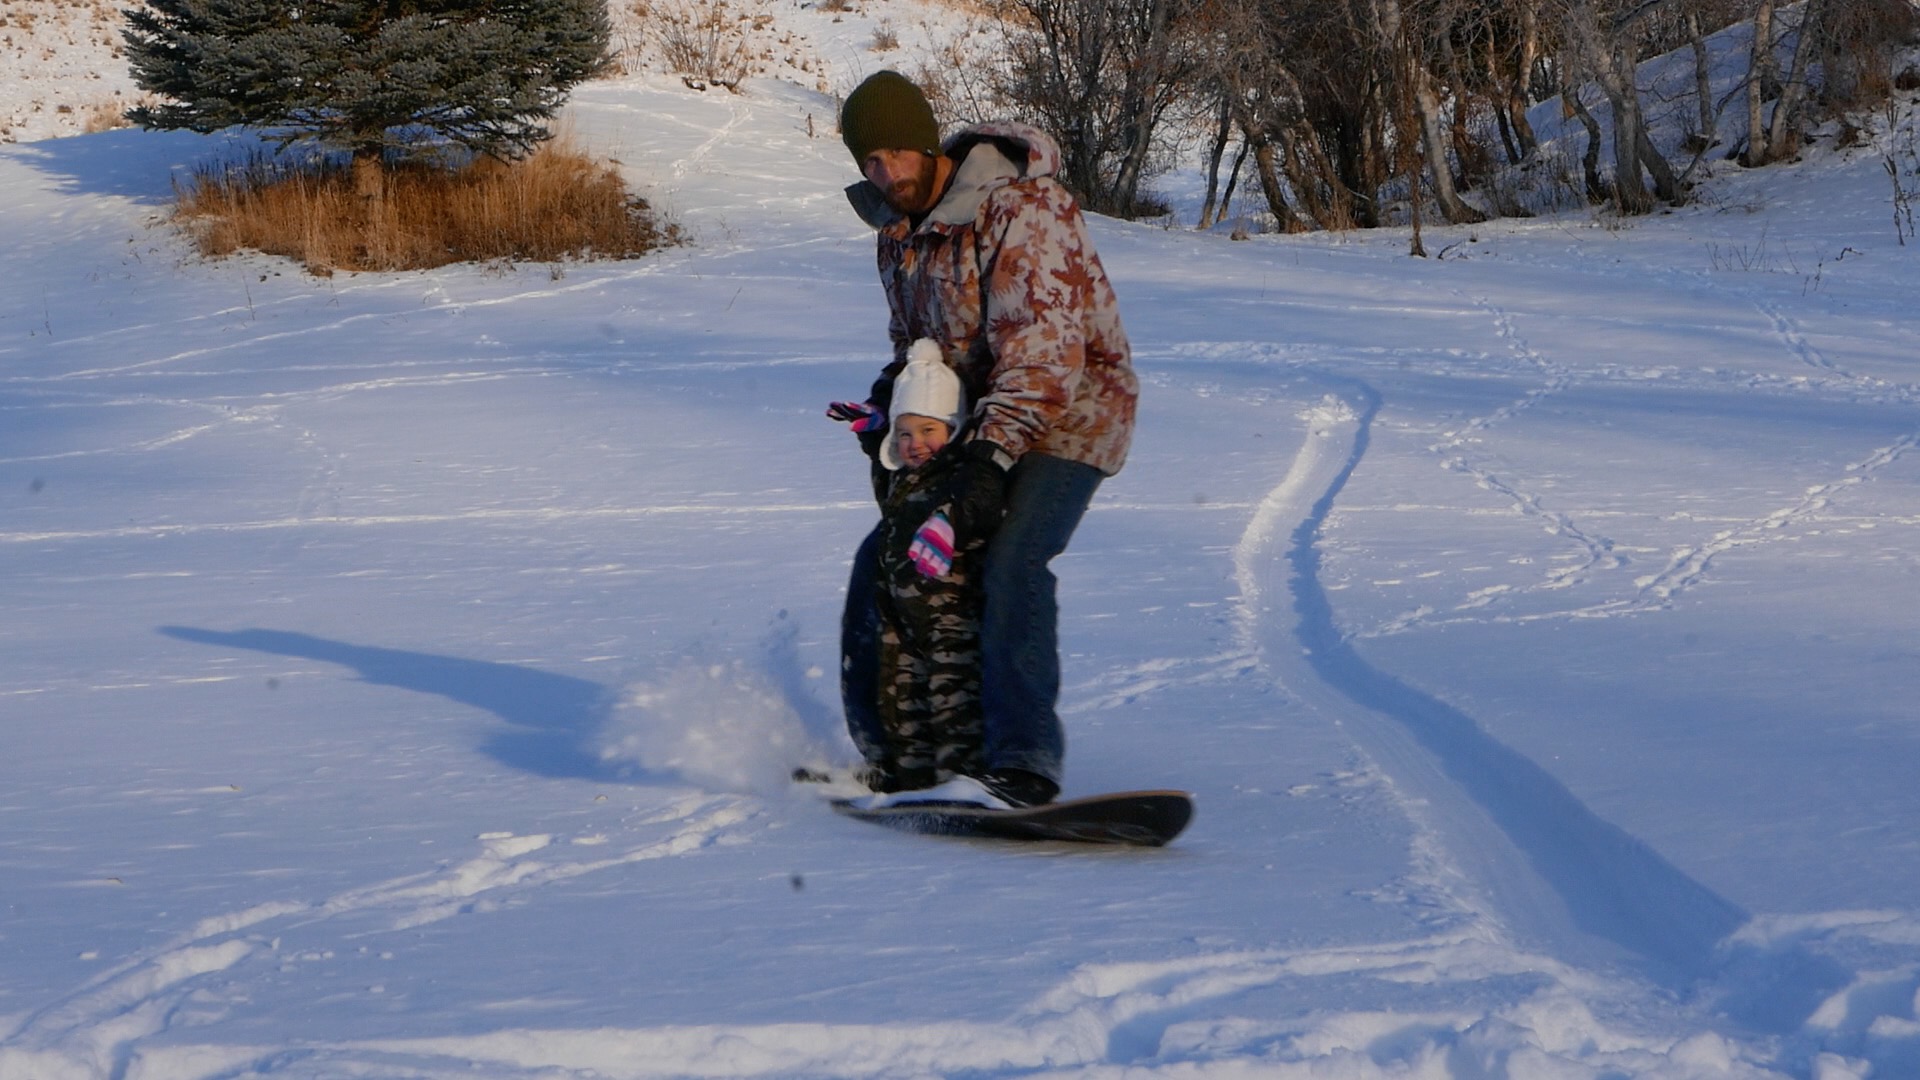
[124,0,613,195]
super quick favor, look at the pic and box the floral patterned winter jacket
[846,122,1138,476]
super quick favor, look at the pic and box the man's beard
[881,154,937,213]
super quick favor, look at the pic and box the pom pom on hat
[840,70,940,166]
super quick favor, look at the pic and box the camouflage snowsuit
[847,122,1138,477]
[873,446,986,778]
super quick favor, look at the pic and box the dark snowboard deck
[830,789,1193,847]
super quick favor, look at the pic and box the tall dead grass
[175,137,680,274]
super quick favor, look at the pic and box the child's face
[893,414,951,469]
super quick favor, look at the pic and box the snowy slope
[0,0,141,143]
[5,4,1920,1078]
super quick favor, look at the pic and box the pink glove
[826,401,886,434]
[907,512,956,578]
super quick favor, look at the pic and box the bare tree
[1562,82,1612,201]
[1505,0,1544,160]
[1193,0,1352,231]
[1685,11,1716,143]
[1374,0,1490,223]
[1001,0,1893,238]
[994,0,1203,216]
[1766,0,1827,159]
[1744,0,1778,164]
[1553,0,1685,213]
[1197,98,1238,228]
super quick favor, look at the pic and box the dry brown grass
[80,95,135,133]
[174,137,680,274]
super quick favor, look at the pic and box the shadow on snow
[158,625,628,783]
[3,127,236,202]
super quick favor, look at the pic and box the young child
[829,340,986,795]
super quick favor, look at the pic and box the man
[833,70,1138,809]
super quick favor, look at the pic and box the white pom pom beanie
[880,339,968,471]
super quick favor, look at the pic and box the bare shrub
[81,96,134,133]
[901,20,1003,124]
[174,137,680,274]
[653,0,755,89]
[1819,0,1920,112]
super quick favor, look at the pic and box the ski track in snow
[1628,426,1920,606]
[1344,285,1920,637]
[1227,370,1715,1051]
[0,800,759,1079]
[1222,347,1920,1075]
[1616,298,1920,614]
[1370,294,1623,637]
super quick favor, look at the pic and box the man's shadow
[160,626,627,783]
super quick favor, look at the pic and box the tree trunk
[1110,0,1183,216]
[1744,0,1776,166]
[1353,64,1389,228]
[352,145,385,205]
[1199,97,1233,229]
[1438,32,1484,186]
[1289,118,1353,230]
[1281,129,1329,229]
[1636,121,1683,203]
[1603,33,1654,213]
[1687,13,1715,143]
[1374,0,1486,225]
[1496,102,1521,165]
[1505,1,1541,160]
[1406,119,1427,259]
[1247,130,1303,232]
[1219,138,1249,223]
[1413,70,1488,223]
[1562,86,1609,202]
[1766,0,1823,162]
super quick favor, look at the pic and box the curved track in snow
[1232,374,1749,989]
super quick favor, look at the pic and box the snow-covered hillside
[0,0,140,142]
[4,3,1920,1078]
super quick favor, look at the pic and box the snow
[0,0,141,144]
[4,3,1920,1078]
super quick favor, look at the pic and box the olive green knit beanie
[839,70,940,166]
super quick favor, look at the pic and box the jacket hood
[943,121,1061,182]
[845,121,1063,231]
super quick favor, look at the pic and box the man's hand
[945,440,1009,544]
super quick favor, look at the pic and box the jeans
[842,452,1104,784]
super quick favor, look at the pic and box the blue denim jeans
[842,451,1104,784]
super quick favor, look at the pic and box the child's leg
[839,526,891,765]
[904,575,986,779]
[870,621,939,792]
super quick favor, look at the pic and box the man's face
[862,148,939,215]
